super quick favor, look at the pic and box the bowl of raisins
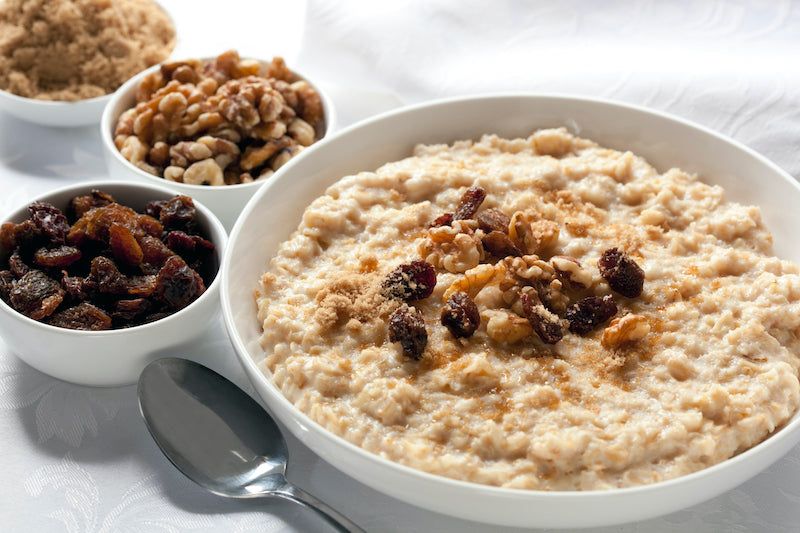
[100,50,335,232]
[0,180,227,386]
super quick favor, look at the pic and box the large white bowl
[0,180,227,387]
[221,94,800,528]
[100,57,336,231]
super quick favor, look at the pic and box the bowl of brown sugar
[0,0,176,127]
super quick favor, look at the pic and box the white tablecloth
[2,1,800,531]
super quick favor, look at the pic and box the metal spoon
[137,357,364,533]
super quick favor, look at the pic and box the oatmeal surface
[256,128,800,490]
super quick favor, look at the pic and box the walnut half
[601,314,650,348]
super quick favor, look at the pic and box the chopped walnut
[113,50,325,186]
[551,255,592,288]
[443,263,505,301]
[601,314,650,348]
[419,220,484,273]
[484,309,533,344]
[508,212,559,255]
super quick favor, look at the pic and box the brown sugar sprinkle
[0,191,216,330]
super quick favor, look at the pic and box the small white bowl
[101,56,336,231]
[0,88,111,128]
[221,94,800,528]
[0,180,227,387]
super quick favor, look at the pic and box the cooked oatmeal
[256,128,800,490]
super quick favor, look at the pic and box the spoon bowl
[137,357,363,532]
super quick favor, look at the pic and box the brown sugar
[0,0,176,101]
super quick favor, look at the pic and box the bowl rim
[0,87,112,106]
[0,178,227,336]
[221,92,800,511]
[100,54,337,192]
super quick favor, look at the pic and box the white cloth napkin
[297,0,800,177]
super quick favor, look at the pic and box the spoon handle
[275,483,365,533]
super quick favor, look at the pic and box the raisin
[9,270,65,320]
[477,208,510,234]
[33,245,82,269]
[112,298,152,322]
[159,195,196,231]
[155,256,206,310]
[127,275,158,297]
[144,199,167,220]
[61,274,87,300]
[139,234,175,270]
[67,190,115,220]
[565,295,617,334]
[1,220,43,251]
[453,186,486,220]
[47,302,112,331]
[88,256,129,295]
[0,270,14,300]
[166,230,196,256]
[430,212,454,228]
[441,291,480,338]
[381,260,437,301]
[28,202,69,244]
[481,230,522,258]
[8,248,29,278]
[520,291,563,344]
[598,248,644,298]
[109,223,144,267]
[388,303,427,359]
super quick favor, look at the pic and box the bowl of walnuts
[101,50,335,231]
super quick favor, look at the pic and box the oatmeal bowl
[220,94,800,528]
[101,50,336,231]
[0,180,226,387]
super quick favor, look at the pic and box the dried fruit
[388,303,427,359]
[430,212,454,228]
[477,208,510,234]
[28,202,70,244]
[109,224,144,267]
[0,270,14,300]
[8,249,29,277]
[598,248,645,298]
[47,302,112,331]
[453,186,486,220]
[0,191,216,330]
[159,195,196,230]
[481,230,522,258]
[112,298,152,322]
[441,291,480,338]
[520,291,563,344]
[1,220,43,251]
[67,190,115,220]
[156,256,206,310]
[9,270,65,320]
[33,245,82,269]
[381,260,437,301]
[565,295,617,334]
